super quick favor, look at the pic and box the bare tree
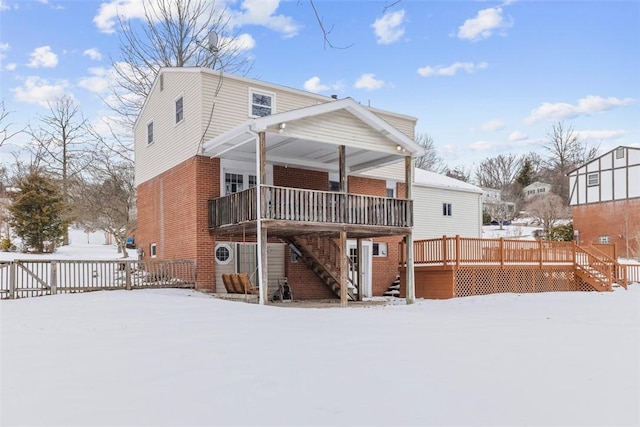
[445,166,471,183]
[27,96,94,245]
[75,123,136,257]
[525,193,569,238]
[414,133,447,173]
[475,153,522,193]
[542,121,599,202]
[109,0,252,126]
[487,201,515,230]
[0,100,22,147]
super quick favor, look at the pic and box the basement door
[347,240,373,298]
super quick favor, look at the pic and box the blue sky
[1,0,638,172]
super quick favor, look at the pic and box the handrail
[586,243,627,289]
[573,243,615,291]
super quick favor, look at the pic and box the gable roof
[201,97,425,173]
[414,168,482,194]
[567,145,640,174]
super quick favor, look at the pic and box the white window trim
[220,159,272,195]
[615,148,624,159]
[443,202,452,217]
[248,88,276,118]
[386,180,396,198]
[147,120,154,145]
[215,243,233,265]
[587,172,600,187]
[175,94,184,125]
[150,243,157,258]
[373,242,388,257]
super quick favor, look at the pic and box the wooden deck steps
[286,235,356,301]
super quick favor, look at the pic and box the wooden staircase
[286,235,357,301]
[574,244,618,291]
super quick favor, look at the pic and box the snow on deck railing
[0,259,196,300]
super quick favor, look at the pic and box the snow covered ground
[1,286,639,426]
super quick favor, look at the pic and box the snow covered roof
[413,168,482,194]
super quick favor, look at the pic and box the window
[386,180,396,198]
[175,96,184,123]
[147,121,154,144]
[215,243,232,264]
[150,243,157,258]
[587,172,600,187]
[329,180,341,192]
[225,172,257,195]
[373,242,388,257]
[616,147,624,159]
[443,203,452,216]
[598,235,610,244]
[250,89,274,117]
[537,188,546,193]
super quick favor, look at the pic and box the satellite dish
[207,31,219,54]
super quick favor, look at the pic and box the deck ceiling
[201,98,424,174]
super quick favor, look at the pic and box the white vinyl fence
[0,259,196,299]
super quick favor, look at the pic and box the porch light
[278,122,286,133]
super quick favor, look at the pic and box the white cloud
[371,10,406,45]
[574,129,626,141]
[524,95,635,124]
[303,76,342,94]
[5,63,16,71]
[303,76,328,93]
[221,33,256,52]
[78,67,112,94]
[417,61,487,77]
[508,131,527,142]
[93,0,147,34]
[457,7,511,41]
[231,0,299,38]
[0,42,9,60]
[12,76,69,107]
[480,119,505,132]
[27,46,58,68]
[83,48,102,61]
[354,73,385,91]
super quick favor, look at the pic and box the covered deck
[202,98,425,305]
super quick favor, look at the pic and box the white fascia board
[201,121,256,154]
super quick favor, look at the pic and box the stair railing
[585,244,627,289]
[574,243,615,291]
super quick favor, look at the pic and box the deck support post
[339,145,349,307]
[356,238,363,301]
[405,155,415,304]
[256,131,269,305]
[340,230,348,307]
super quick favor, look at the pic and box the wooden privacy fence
[0,259,196,300]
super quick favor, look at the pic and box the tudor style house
[568,146,640,257]
[134,67,425,304]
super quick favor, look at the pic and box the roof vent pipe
[331,94,338,100]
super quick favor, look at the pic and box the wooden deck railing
[209,185,412,229]
[401,235,575,266]
[574,245,615,291]
[0,259,196,299]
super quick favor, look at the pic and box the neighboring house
[568,146,640,257]
[134,67,425,304]
[480,186,515,219]
[523,181,552,200]
[365,166,483,239]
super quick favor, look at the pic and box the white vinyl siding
[135,71,203,186]
[135,69,418,186]
[413,186,482,239]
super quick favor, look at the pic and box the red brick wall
[273,166,328,190]
[573,199,640,258]
[136,156,219,290]
[137,158,408,297]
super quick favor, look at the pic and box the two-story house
[134,67,425,304]
[523,181,552,200]
[568,146,640,257]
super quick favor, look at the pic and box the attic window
[615,148,624,159]
[587,173,599,187]
[250,89,274,117]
